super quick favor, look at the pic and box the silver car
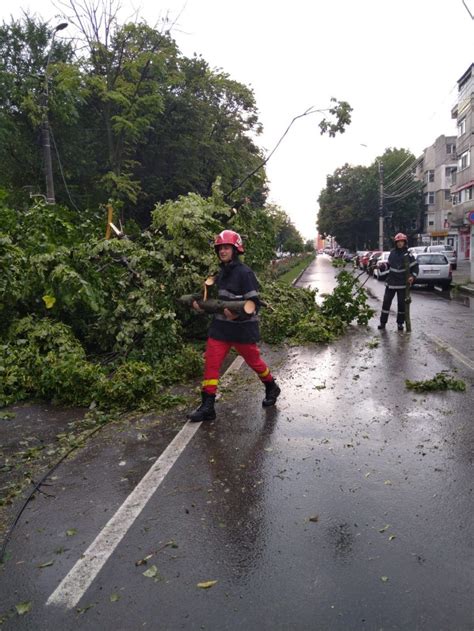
[424,244,457,270]
[414,253,452,289]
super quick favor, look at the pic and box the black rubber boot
[377,323,386,330]
[397,323,404,331]
[188,392,216,422]
[262,379,281,407]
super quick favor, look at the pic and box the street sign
[468,210,474,224]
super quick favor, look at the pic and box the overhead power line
[383,153,417,186]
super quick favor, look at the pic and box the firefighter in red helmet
[377,233,418,331]
[188,229,281,422]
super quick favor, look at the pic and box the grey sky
[2,0,473,238]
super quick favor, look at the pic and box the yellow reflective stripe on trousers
[202,379,219,387]
[258,368,270,378]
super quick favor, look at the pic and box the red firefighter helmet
[394,232,408,243]
[214,230,244,253]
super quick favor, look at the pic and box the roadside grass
[277,255,315,284]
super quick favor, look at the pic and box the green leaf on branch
[405,372,466,392]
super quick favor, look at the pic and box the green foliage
[0,188,372,410]
[260,282,318,344]
[0,14,268,219]
[260,270,371,345]
[318,99,353,137]
[291,311,342,344]
[405,372,466,393]
[318,147,422,250]
[0,316,203,409]
[98,361,160,409]
[268,205,305,255]
[274,254,315,284]
[0,316,96,407]
[0,234,26,331]
[320,271,375,326]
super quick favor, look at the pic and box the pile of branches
[260,271,374,345]
[1,194,374,411]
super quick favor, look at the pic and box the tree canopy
[317,148,422,249]
[0,12,267,221]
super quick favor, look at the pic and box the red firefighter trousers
[202,337,273,395]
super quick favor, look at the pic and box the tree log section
[179,294,256,315]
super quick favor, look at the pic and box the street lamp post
[42,22,68,204]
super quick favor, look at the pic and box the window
[458,118,466,136]
[428,192,435,204]
[460,186,473,202]
[417,254,449,265]
[445,190,451,200]
[428,220,434,226]
[446,143,455,154]
[458,150,470,170]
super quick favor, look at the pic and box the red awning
[452,179,474,193]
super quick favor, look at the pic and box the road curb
[457,284,474,295]
[291,255,316,286]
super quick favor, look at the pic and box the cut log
[178,295,256,316]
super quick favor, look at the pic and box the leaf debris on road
[197,580,218,589]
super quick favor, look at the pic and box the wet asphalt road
[0,256,473,630]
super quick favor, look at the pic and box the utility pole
[42,22,68,204]
[378,161,384,251]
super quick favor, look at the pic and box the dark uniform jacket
[379,247,419,289]
[208,259,261,343]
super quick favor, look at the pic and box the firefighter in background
[378,232,419,331]
[188,230,281,422]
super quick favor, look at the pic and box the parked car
[413,253,452,289]
[409,246,428,256]
[366,251,383,275]
[356,251,370,269]
[372,252,391,280]
[343,251,356,263]
[424,244,457,270]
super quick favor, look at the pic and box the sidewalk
[452,258,474,294]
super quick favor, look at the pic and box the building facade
[415,135,457,248]
[451,63,474,262]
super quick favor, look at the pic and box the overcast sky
[2,0,474,238]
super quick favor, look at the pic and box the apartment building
[451,63,474,261]
[415,135,457,248]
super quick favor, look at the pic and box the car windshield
[428,245,446,252]
[417,254,448,265]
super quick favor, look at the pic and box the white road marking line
[425,333,474,371]
[47,355,243,609]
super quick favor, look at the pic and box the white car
[414,253,452,289]
[424,245,457,270]
[372,251,390,280]
[409,246,428,255]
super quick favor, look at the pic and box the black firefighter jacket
[208,259,261,344]
[378,248,419,289]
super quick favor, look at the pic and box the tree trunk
[178,294,256,316]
